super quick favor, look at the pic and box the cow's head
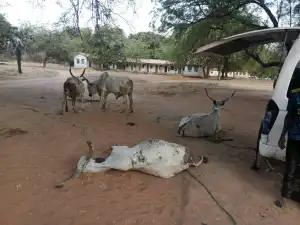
[204,88,236,112]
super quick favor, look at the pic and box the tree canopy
[1,0,299,78]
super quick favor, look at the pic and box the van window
[287,66,300,98]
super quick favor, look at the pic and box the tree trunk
[202,67,206,78]
[221,57,228,80]
[217,65,222,80]
[42,55,49,68]
[203,67,210,78]
[16,47,22,74]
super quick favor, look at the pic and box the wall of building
[209,69,250,78]
[182,65,203,77]
[74,55,89,68]
[125,63,171,74]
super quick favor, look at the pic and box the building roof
[75,52,90,57]
[195,27,300,57]
[126,58,174,65]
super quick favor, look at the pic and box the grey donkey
[177,88,236,138]
[81,72,134,113]
[60,67,86,114]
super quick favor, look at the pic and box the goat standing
[177,88,236,138]
[60,67,86,114]
[81,72,134,113]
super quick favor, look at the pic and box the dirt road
[0,62,299,225]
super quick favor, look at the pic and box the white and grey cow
[177,88,236,137]
[77,139,208,178]
[81,72,134,113]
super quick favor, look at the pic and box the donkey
[60,67,86,114]
[177,88,236,138]
[80,72,134,113]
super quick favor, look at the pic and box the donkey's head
[204,88,236,112]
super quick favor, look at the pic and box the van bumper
[259,141,286,162]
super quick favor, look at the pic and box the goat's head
[204,88,236,111]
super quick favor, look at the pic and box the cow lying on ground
[178,88,236,138]
[81,72,134,113]
[55,139,208,188]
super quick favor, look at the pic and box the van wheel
[251,120,263,171]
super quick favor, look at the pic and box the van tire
[251,120,263,170]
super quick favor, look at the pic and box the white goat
[177,88,236,138]
[81,72,133,113]
[60,67,86,114]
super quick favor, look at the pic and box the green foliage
[88,25,126,65]
[128,32,166,59]
[124,38,149,60]
[0,14,12,52]
[151,0,296,77]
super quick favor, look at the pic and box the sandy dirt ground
[0,61,299,225]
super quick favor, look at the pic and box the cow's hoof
[250,164,260,171]
[129,109,133,113]
[275,198,285,208]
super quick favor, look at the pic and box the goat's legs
[128,92,133,113]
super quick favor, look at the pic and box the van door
[263,36,300,148]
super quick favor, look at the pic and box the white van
[195,27,300,168]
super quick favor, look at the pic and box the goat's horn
[69,66,75,78]
[204,88,215,101]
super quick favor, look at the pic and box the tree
[128,32,166,59]
[6,23,34,73]
[33,0,135,36]
[0,14,12,53]
[124,38,149,64]
[88,25,126,66]
[152,0,299,70]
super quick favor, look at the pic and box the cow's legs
[128,92,133,113]
[72,98,78,113]
[80,95,85,111]
[120,95,128,113]
[101,92,109,110]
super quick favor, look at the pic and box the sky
[1,0,156,35]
